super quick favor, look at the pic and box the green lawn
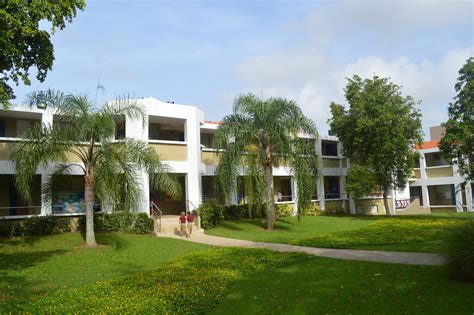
[0,233,209,303]
[206,214,473,253]
[1,235,472,314]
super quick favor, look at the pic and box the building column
[292,177,298,216]
[466,181,473,212]
[185,114,202,209]
[340,175,347,211]
[419,153,430,208]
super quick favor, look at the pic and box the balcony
[426,166,453,178]
[150,143,187,161]
[0,111,41,139]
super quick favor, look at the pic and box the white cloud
[233,0,473,136]
[235,46,473,135]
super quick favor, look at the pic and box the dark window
[0,120,4,137]
[321,141,338,156]
[425,152,449,167]
[324,176,340,199]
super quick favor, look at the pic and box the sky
[12,0,474,137]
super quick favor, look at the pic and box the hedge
[0,212,154,237]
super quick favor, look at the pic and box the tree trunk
[382,189,391,216]
[264,163,275,230]
[84,174,97,247]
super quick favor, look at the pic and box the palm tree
[12,90,181,247]
[213,93,319,230]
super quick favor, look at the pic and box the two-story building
[0,100,472,219]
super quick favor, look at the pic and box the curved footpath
[157,231,445,266]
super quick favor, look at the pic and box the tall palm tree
[12,90,181,247]
[213,93,319,230]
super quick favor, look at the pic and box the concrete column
[126,111,149,213]
[292,177,298,216]
[315,137,325,211]
[455,183,464,212]
[185,114,202,209]
[340,175,347,210]
[349,196,356,214]
[466,181,473,212]
[419,153,430,208]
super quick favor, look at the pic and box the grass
[211,253,474,314]
[0,233,209,303]
[1,236,473,314]
[206,215,472,253]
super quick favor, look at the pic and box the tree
[213,93,318,229]
[0,1,85,108]
[12,90,181,247]
[329,75,423,216]
[440,57,474,181]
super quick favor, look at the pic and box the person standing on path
[186,211,194,237]
[179,212,187,237]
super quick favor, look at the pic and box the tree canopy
[0,0,85,108]
[439,57,474,181]
[329,75,423,215]
[213,93,319,229]
[12,90,181,246]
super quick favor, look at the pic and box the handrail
[151,201,162,232]
[186,200,200,230]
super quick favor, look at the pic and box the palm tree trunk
[264,164,275,230]
[383,189,391,216]
[84,174,97,247]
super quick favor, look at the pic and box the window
[425,152,449,167]
[115,122,126,140]
[321,141,338,156]
[0,120,4,137]
[200,133,214,148]
[202,176,214,200]
[324,176,340,199]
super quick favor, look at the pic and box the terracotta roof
[204,120,222,125]
[416,140,439,150]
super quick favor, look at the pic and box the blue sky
[13,0,474,136]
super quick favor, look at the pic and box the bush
[275,204,294,218]
[198,203,224,229]
[80,211,154,235]
[445,219,474,282]
[224,204,265,220]
[129,213,154,234]
[0,216,72,237]
[302,203,321,216]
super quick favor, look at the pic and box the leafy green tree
[0,0,85,108]
[213,93,318,229]
[12,90,181,247]
[329,75,423,215]
[440,57,474,180]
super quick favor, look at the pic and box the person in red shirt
[186,211,194,237]
[179,212,187,237]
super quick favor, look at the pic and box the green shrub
[224,204,265,220]
[275,204,294,218]
[129,213,154,234]
[80,211,154,235]
[445,219,474,282]
[0,216,72,237]
[198,203,224,229]
[302,203,321,216]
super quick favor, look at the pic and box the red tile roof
[204,120,222,125]
[416,140,439,150]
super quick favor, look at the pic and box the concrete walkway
[157,231,445,266]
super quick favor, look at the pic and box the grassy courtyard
[1,233,473,314]
[206,214,473,253]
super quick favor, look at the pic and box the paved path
[157,231,445,266]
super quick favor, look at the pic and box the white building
[0,100,471,219]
